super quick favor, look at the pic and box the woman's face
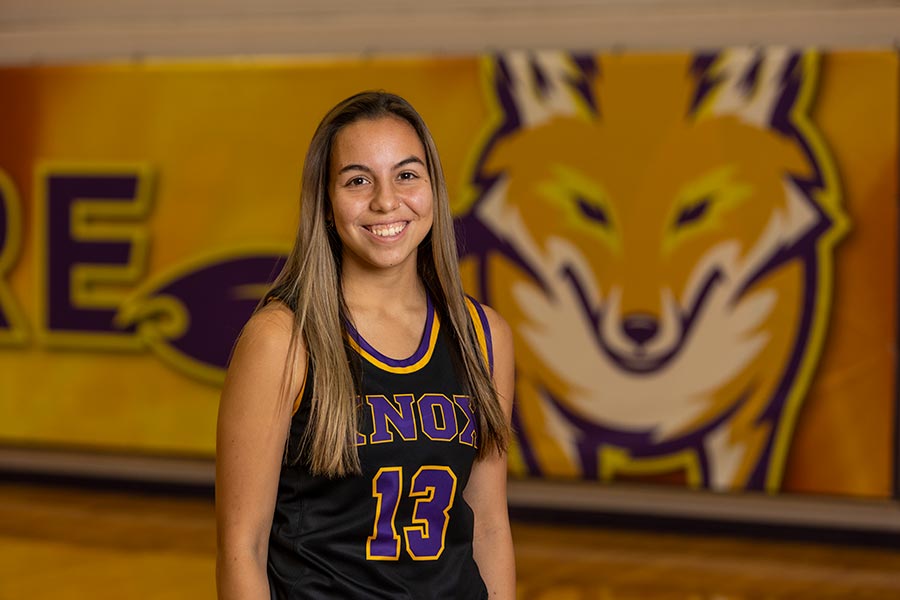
[328,116,434,276]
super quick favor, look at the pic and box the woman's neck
[341,262,431,359]
[341,261,427,316]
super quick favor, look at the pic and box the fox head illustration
[457,49,847,491]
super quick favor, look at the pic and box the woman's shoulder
[464,296,511,341]
[243,300,293,338]
[252,298,295,329]
[234,300,306,364]
[462,297,514,409]
[222,300,307,415]
[463,296,513,368]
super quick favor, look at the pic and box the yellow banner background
[0,51,895,498]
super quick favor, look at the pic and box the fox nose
[622,314,659,346]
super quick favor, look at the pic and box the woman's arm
[215,303,304,600]
[465,305,516,599]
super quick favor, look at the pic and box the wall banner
[0,49,896,499]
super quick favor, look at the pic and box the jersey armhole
[291,355,311,417]
[464,296,494,376]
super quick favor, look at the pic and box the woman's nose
[371,183,400,212]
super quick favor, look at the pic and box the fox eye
[675,196,711,228]
[576,196,609,226]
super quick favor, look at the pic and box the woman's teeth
[368,222,406,237]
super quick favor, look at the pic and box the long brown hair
[264,91,509,477]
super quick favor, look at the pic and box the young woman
[215,91,516,599]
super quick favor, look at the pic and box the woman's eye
[347,176,368,186]
[675,196,711,228]
[398,171,418,180]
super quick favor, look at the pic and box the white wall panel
[0,0,898,63]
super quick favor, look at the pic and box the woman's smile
[365,220,409,238]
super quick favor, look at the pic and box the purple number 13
[367,466,458,561]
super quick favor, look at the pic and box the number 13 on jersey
[367,466,458,561]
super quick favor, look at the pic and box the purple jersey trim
[467,295,494,375]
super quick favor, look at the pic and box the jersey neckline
[344,294,440,374]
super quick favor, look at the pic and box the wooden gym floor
[1,481,899,599]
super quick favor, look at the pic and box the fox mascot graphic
[457,49,847,491]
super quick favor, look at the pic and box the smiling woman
[214,91,516,600]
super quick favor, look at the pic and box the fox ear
[491,50,597,129]
[690,47,811,129]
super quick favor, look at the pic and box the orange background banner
[0,50,895,499]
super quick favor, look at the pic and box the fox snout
[594,283,698,374]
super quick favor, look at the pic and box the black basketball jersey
[267,295,494,599]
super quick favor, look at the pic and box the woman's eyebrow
[337,163,372,175]
[337,156,425,175]
[395,156,426,169]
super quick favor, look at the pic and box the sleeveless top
[267,296,494,599]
